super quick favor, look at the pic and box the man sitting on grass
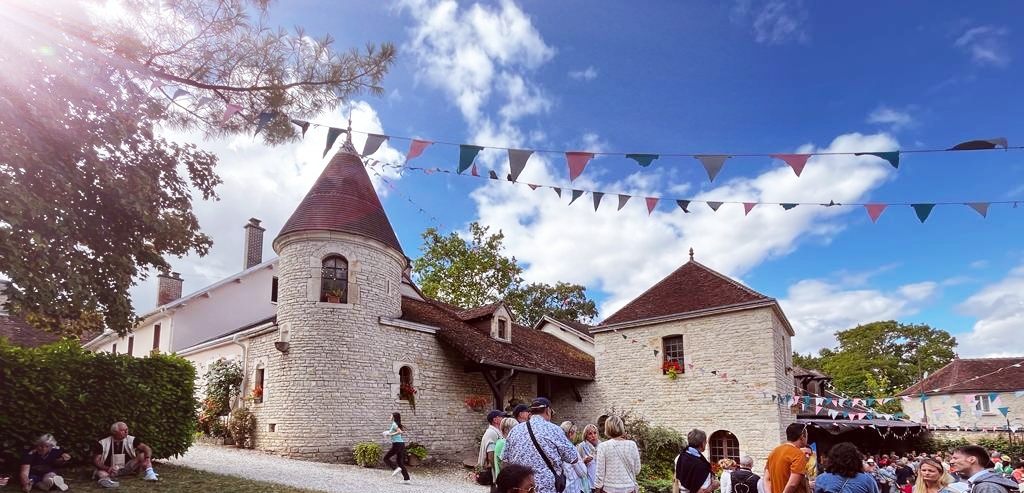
[91,421,159,488]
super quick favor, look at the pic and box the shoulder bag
[527,419,567,493]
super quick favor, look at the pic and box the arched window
[709,430,740,463]
[321,255,349,303]
[398,366,414,402]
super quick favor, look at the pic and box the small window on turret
[321,256,349,303]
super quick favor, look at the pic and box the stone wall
[587,306,796,463]
[900,391,1024,431]
[926,429,1024,444]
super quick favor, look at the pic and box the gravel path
[165,443,485,493]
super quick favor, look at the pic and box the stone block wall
[900,391,1024,431]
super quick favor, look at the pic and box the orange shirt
[766,443,807,493]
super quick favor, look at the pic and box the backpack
[732,469,761,493]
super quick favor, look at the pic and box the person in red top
[1011,461,1023,484]
[765,423,809,493]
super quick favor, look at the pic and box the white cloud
[956,262,1024,357]
[867,106,915,131]
[569,66,598,81]
[782,279,938,354]
[954,25,1011,67]
[732,0,809,45]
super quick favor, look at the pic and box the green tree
[0,0,395,335]
[792,352,822,371]
[411,222,597,325]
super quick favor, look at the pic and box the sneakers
[391,467,402,477]
[52,475,69,491]
[98,478,120,488]
[143,469,160,481]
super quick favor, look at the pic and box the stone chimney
[157,272,183,307]
[0,280,10,316]
[243,218,266,270]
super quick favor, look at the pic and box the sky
[129,0,1024,359]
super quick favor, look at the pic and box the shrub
[197,358,241,436]
[0,339,196,472]
[228,407,257,448]
[407,442,428,460]
[624,413,685,480]
[354,442,382,467]
[638,474,675,493]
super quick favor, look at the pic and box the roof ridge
[689,260,768,299]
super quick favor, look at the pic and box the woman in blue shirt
[814,443,880,493]
[382,412,410,482]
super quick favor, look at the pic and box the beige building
[899,357,1024,434]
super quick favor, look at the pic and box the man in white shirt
[478,409,506,490]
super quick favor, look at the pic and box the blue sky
[137,1,1024,358]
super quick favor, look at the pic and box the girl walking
[382,412,410,482]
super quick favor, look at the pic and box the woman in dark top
[814,443,880,493]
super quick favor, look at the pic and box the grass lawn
[1,464,322,493]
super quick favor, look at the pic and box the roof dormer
[456,302,514,343]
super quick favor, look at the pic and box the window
[709,430,740,463]
[497,319,508,339]
[320,255,349,303]
[152,324,161,351]
[662,335,684,374]
[399,366,413,402]
[974,394,991,413]
[127,336,134,357]
[111,343,117,355]
[254,368,265,404]
[271,276,279,303]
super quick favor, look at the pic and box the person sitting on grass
[91,421,159,488]
[18,434,71,492]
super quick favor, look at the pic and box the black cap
[486,409,507,422]
[512,404,529,416]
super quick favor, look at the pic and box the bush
[638,475,675,493]
[354,442,382,467]
[198,358,241,436]
[624,413,685,480]
[923,436,1024,460]
[228,407,256,448]
[0,339,196,473]
[407,442,428,460]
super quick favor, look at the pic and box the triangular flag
[459,145,484,174]
[989,392,999,402]
[323,127,344,157]
[707,201,723,211]
[362,133,388,156]
[771,154,812,177]
[553,187,562,198]
[1015,390,1024,398]
[626,153,658,167]
[220,103,242,125]
[653,349,659,356]
[593,192,604,211]
[865,204,887,223]
[569,190,584,205]
[471,163,479,177]
[998,406,1009,417]
[815,405,823,414]
[920,393,929,402]
[911,203,935,223]
[254,111,275,136]
[566,152,594,181]
[645,197,659,214]
[676,200,691,213]
[488,170,498,180]
[743,203,756,216]
[508,149,533,182]
[406,139,432,161]
[290,119,311,137]
[171,88,190,100]
[196,96,212,107]
[855,151,900,168]
[617,195,631,211]
[695,155,730,182]
[528,184,540,190]
[781,203,798,210]
[949,138,1008,150]
[828,410,838,419]
[967,202,990,218]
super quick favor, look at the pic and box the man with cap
[512,404,530,424]
[501,397,581,493]
[479,409,506,491]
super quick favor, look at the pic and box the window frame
[127,336,134,357]
[320,255,349,303]
[709,430,740,463]
[398,366,413,402]
[662,335,685,374]
[254,368,265,404]
[152,324,161,351]
[974,394,991,413]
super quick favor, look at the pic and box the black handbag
[526,420,567,493]
[476,468,493,485]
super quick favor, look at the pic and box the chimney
[0,280,10,316]
[157,272,183,307]
[243,218,266,269]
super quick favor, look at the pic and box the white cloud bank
[955,25,1011,67]
[956,261,1024,357]
[867,106,915,131]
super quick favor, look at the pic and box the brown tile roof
[276,145,403,254]
[600,260,770,326]
[554,317,593,336]
[456,302,503,321]
[0,315,62,347]
[899,357,1024,395]
[400,297,594,380]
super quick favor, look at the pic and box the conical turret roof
[276,145,403,254]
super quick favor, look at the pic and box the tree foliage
[411,222,598,325]
[0,0,396,335]
[800,321,957,398]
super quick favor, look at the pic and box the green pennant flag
[459,145,484,174]
[781,203,798,210]
[856,151,900,168]
[569,190,584,205]
[911,203,935,223]
[626,153,659,167]
[553,187,562,198]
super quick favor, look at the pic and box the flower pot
[406,455,422,466]
[326,295,341,303]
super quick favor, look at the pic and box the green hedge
[0,339,197,472]
[922,436,1024,460]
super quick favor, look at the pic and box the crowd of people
[465,398,1024,493]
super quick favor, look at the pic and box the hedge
[0,339,197,473]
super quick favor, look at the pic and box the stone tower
[259,141,406,460]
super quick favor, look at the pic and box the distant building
[0,280,62,348]
[899,357,1024,432]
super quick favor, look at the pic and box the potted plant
[406,441,428,466]
[353,442,382,468]
[399,383,417,410]
[464,395,489,412]
[662,360,682,380]
[251,385,263,403]
[324,287,344,303]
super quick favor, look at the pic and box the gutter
[477,358,594,382]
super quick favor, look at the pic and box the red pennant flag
[865,204,887,223]
[406,139,432,161]
[528,184,540,190]
[566,151,594,181]
[967,202,990,218]
[645,197,659,215]
[471,164,479,177]
[220,103,242,125]
[743,203,756,216]
[771,154,812,177]
[617,195,631,211]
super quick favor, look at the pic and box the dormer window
[321,255,349,303]
[493,316,511,342]
[498,319,508,339]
